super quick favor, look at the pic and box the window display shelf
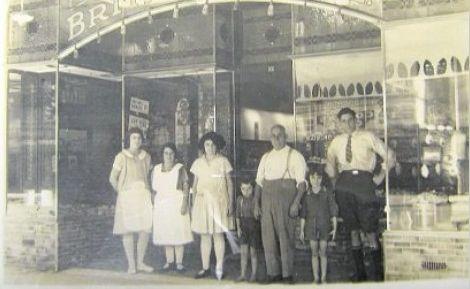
[385,71,469,83]
[296,94,382,103]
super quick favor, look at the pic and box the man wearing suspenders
[326,107,395,281]
[254,125,307,284]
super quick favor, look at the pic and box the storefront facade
[5,0,469,281]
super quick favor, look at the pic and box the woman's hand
[299,230,305,244]
[180,201,188,215]
[181,194,189,215]
[237,229,242,238]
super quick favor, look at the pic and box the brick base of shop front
[383,231,469,280]
[6,203,373,283]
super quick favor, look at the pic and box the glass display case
[384,15,469,232]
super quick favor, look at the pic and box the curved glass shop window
[58,25,123,207]
[385,17,469,232]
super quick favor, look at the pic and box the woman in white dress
[190,132,234,280]
[152,143,193,272]
[109,127,153,274]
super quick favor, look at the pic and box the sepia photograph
[1,0,469,288]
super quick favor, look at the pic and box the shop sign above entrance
[59,0,382,58]
[61,0,174,48]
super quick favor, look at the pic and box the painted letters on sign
[129,115,150,132]
[130,97,150,115]
[62,0,175,45]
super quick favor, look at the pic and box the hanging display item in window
[175,98,190,146]
[130,97,150,115]
[129,115,150,138]
[129,97,150,140]
[151,114,171,147]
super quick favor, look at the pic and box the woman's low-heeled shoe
[215,269,224,281]
[194,269,210,279]
[137,263,154,273]
[127,267,136,274]
[175,264,186,272]
[160,263,173,272]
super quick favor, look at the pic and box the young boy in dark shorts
[235,175,262,283]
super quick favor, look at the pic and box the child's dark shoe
[249,274,257,283]
[235,275,246,282]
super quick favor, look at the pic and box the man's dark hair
[337,107,356,120]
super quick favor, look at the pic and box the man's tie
[346,134,352,163]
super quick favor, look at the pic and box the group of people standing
[109,129,234,280]
[108,107,395,284]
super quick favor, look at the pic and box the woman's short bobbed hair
[198,132,226,153]
[161,142,178,157]
[125,127,144,148]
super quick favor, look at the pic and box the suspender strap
[281,148,293,179]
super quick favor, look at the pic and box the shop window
[6,72,56,210]
[7,72,22,198]
[386,72,469,231]
[58,75,121,205]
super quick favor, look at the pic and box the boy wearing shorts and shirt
[236,175,262,283]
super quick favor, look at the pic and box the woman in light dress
[109,127,154,274]
[190,132,234,280]
[152,143,193,272]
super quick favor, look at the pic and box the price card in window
[130,97,149,115]
[129,115,149,132]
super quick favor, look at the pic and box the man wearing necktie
[325,107,395,281]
